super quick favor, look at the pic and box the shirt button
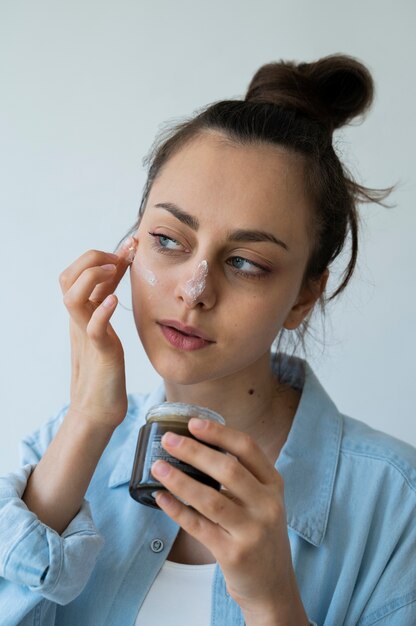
[150,538,164,553]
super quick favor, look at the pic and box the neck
[163,352,300,464]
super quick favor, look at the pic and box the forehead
[146,131,311,242]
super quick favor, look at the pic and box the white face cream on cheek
[132,260,158,286]
[128,238,158,287]
[183,260,209,302]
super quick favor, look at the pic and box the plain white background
[1,0,415,475]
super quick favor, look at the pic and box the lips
[159,325,211,351]
[158,319,214,342]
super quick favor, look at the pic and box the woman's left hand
[151,417,308,624]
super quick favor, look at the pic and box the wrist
[242,574,309,626]
[243,606,309,626]
[66,406,121,438]
[22,406,116,534]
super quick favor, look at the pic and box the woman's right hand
[59,236,138,432]
[21,236,139,534]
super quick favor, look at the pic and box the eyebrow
[153,202,289,251]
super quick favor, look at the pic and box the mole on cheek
[248,389,254,395]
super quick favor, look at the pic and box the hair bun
[245,53,374,133]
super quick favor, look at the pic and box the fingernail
[121,236,134,249]
[152,460,171,477]
[102,294,115,308]
[123,237,137,263]
[163,432,182,446]
[155,491,174,506]
[189,417,206,430]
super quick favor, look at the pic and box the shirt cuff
[0,464,104,605]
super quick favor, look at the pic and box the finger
[90,236,139,302]
[152,460,238,534]
[62,264,118,327]
[154,490,225,555]
[159,432,261,505]
[187,419,278,486]
[59,249,120,295]
[86,293,120,351]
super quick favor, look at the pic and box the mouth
[158,319,214,342]
[157,321,215,352]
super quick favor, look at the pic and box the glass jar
[129,402,226,509]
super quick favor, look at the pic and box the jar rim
[146,402,225,425]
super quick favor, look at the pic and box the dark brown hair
[119,53,394,355]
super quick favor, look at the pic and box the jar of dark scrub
[129,402,226,509]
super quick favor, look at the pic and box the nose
[174,259,217,309]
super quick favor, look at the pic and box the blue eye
[157,234,181,250]
[149,232,182,252]
[149,232,270,278]
[227,256,268,279]
[230,257,254,271]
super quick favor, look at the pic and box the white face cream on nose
[184,260,209,303]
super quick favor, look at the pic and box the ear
[283,269,329,330]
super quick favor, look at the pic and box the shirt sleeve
[357,593,416,625]
[355,478,416,626]
[0,409,105,624]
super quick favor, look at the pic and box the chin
[150,352,213,386]
[137,321,214,384]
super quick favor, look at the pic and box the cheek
[131,257,158,287]
[226,296,281,341]
[130,243,165,289]
[130,250,176,311]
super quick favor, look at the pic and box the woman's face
[130,131,320,385]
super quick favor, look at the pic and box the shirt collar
[108,353,342,547]
[274,353,342,546]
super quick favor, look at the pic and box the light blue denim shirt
[1,353,415,626]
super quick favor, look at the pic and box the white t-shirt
[134,560,217,626]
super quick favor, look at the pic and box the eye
[156,234,181,250]
[227,256,269,280]
[148,232,184,252]
[147,232,270,280]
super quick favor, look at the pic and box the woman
[1,54,415,626]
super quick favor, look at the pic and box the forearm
[22,409,115,534]
[243,604,310,626]
[242,570,310,626]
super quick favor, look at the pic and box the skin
[126,130,328,624]
[23,130,326,624]
[130,131,327,449]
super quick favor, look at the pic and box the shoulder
[330,413,416,555]
[339,413,416,493]
[333,417,416,624]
